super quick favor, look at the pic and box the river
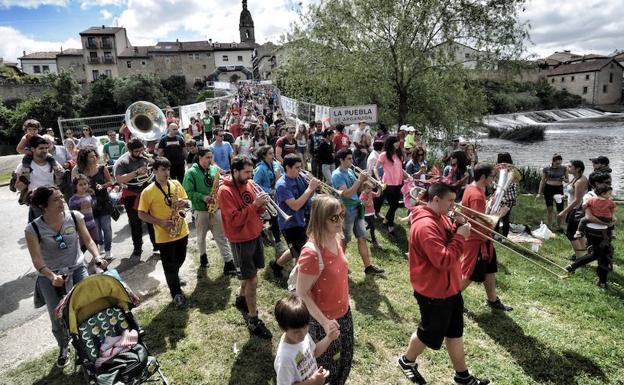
[477,114,624,195]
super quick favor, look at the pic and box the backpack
[31,211,78,242]
[287,241,324,293]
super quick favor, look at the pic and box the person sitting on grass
[274,294,338,385]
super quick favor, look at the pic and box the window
[33,65,41,74]
[583,86,588,94]
[42,65,50,73]
[561,77,564,82]
[104,52,113,59]
[571,76,574,81]
[586,74,590,80]
[203,64,207,69]
[89,51,97,58]
[127,60,132,68]
[610,73,613,83]
[105,69,112,77]
[223,55,229,62]
[141,61,146,66]
[238,55,243,62]
[551,78,555,83]
[603,85,608,93]
[611,63,614,68]
[188,53,200,60]
[92,70,99,81]
[465,53,470,59]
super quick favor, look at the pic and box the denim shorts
[343,208,367,243]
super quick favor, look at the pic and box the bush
[518,166,541,193]
[161,75,188,106]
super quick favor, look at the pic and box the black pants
[123,195,156,252]
[495,207,512,237]
[364,215,377,243]
[311,157,322,179]
[170,162,185,183]
[373,188,385,215]
[570,232,612,284]
[157,235,188,297]
[383,185,402,227]
[268,215,282,243]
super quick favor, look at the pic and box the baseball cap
[590,156,609,165]
[399,125,407,131]
[406,126,415,132]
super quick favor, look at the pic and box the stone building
[18,51,59,76]
[546,58,623,105]
[56,48,86,83]
[79,26,131,82]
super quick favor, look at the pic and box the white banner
[259,80,273,85]
[180,101,208,129]
[314,105,331,128]
[280,96,298,116]
[213,81,233,90]
[329,104,378,125]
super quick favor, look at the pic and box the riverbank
[3,196,623,385]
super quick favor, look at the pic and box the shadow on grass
[30,365,82,385]
[142,302,190,356]
[228,338,275,385]
[466,310,606,385]
[190,267,232,314]
[349,275,404,323]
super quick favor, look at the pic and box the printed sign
[314,105,331,128]
[329,104,377,125]
[180,101,208,129]
[280,96,298,116]
[213,81,234,90]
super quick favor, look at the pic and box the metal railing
[88,57,100,64]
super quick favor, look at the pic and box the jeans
[321,164,335,183]
[195,210,233,262]
[123,195,156,252]
[36,265,89,348]
[382,184,402,227]
[95,214,112,252]
[157,235,188,297]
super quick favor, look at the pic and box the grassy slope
[4,195,624,385]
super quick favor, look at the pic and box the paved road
[0,185,155,332]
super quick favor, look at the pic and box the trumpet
[353,166,385,191]
[249,180,292,222]
[451,204,570,279]
[299,170,342,196]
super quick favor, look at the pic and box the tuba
[488,163,522,215]
[125,101,168,142]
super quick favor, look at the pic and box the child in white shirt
[274,295,338,385]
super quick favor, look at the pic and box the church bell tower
[239,0,255,45]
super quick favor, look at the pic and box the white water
[483,108,608,130]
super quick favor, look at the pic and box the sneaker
[454,374,490,385]
[565,264,575,274]
[235,295,248,313]
[248,316,272,339]
[199,253,209,268]
[486,298,513,312]
[388,228,396,237]
[573,231,582,239]
[104,250,113,261]
[56,345,70,368]
[364,265,385,275]
[269,260,284,277]
[398,355,426,384]
[173,294,187,309]
[597,281,608,290]
[566,254,577,261]
[223,260,237,276]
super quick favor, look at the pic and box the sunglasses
[54,233,67,250]
[328,212,346,223]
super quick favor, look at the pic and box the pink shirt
[360,191,379,215]
[586,197,615,219]
[377,152,404,186]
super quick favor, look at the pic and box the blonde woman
[295,124,309,166]
[296,195,353,385]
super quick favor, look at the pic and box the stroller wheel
[81,365,96,384]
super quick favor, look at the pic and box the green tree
[278,0,528,136]
[161,75,189,106]
[83,75,121,117]
[43,70,83,118]
[112,74,168,109]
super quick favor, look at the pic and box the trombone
[249,180,292,222]
[299,170,342,196]
[452,204,570,279]
[353,166,386,191]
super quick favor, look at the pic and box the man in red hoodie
[218,155,272,339]
[398,183,490,385]
[460,162,512,312]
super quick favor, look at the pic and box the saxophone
[168,182,188,238]
[206,169,220,214]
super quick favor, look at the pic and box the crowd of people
[11,81,617,385]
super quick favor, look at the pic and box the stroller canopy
[64,275,134,334]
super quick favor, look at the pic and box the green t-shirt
[103,141,126,161]
[203,116,215,134]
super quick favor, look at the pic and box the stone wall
[0,81,52,102]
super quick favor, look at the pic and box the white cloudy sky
[0,0,623,63]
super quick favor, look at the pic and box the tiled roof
[546,58,620,76]
[118,46,151,58]
[149,41,255,53]
[58,48,83,56]
[19,51,59,60]
[80,26,124,35]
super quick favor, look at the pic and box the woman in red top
[296,195,353,385]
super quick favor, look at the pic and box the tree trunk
[398,87,408,126]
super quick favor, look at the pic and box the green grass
[0,171,11,184]
[3,195,624,385]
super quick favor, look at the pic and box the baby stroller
[59,274,170,385]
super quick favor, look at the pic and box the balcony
[101,40,113,49]
[103,57,115,64]
[86,41,98,50]
[88,56,100,64]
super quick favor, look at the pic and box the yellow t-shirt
[138,179,190,244]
